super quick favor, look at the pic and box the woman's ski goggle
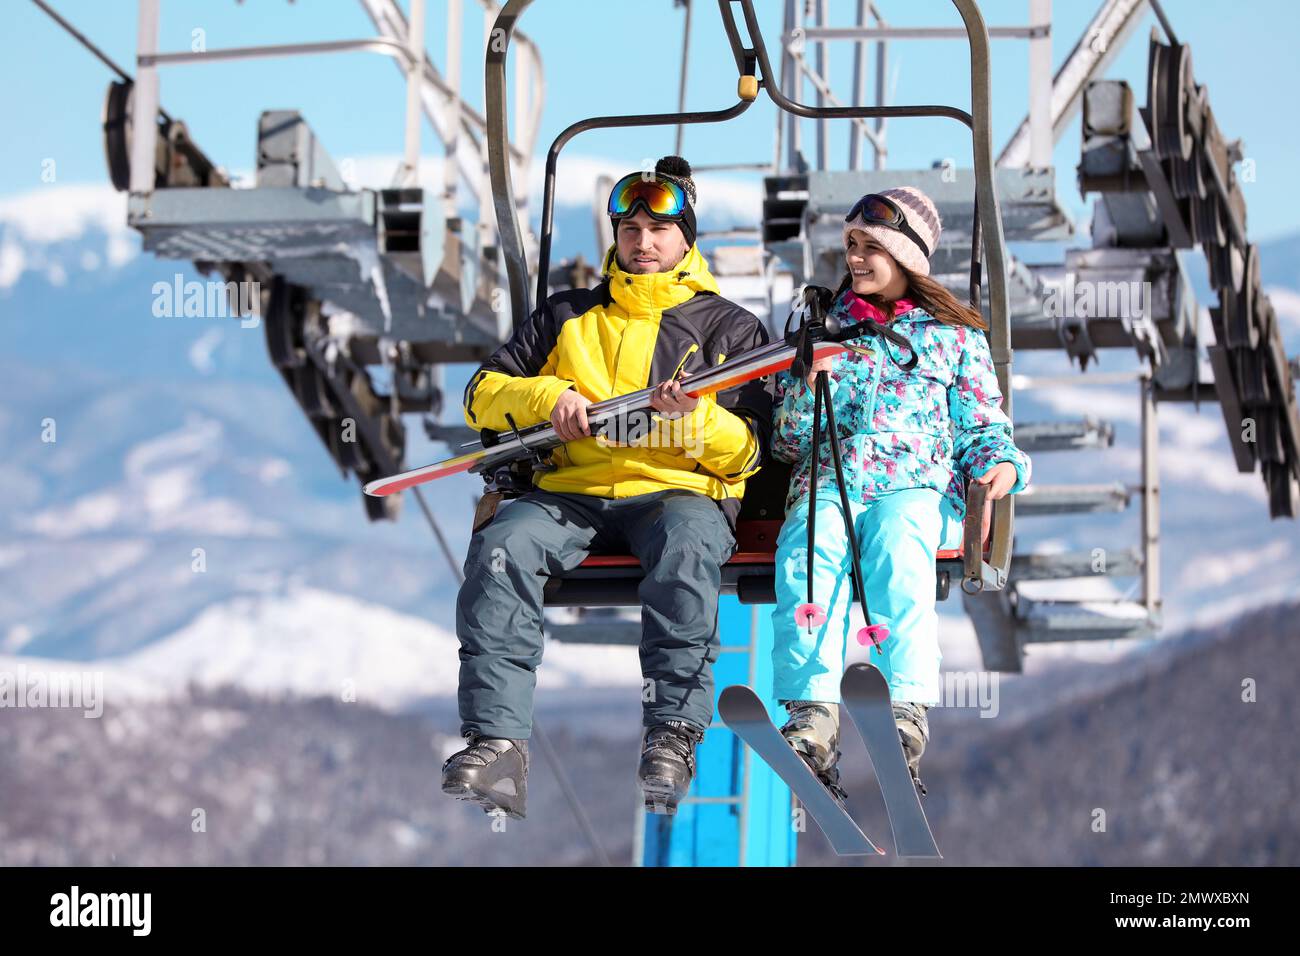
[607,173,689,221]
[844,193,931,257]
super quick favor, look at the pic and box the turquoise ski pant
[771,487,963,706]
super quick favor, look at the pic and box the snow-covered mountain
[2,178,1298,714]
[0,585,641,713]
[0,177,659,710]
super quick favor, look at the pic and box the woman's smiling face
[845,229,909,300]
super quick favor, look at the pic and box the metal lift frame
[125,0,543,219]
[485,0,1016,591]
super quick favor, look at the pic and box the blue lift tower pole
[637,595,797,867]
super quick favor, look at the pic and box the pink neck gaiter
[841,289,913,324]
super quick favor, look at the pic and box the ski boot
[780,700,849,807]
[893,701,931,796]
[441,733,529,819]
[638,720,704,815]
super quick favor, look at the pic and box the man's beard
[618,251,666,274]
[617,247,684,275]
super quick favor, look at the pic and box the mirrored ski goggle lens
[845,194,902,225]
[608,175,688,218]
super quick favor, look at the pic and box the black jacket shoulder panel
[545,281,611,324]
[650,290,777,475]
[463,282,607,422]
[672,288,763,335]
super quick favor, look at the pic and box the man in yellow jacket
[442,156,774,818]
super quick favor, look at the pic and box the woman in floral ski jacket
[769,186,1031,798]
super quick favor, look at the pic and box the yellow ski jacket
[463,244,773,529]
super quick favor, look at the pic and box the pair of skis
[362,336,847,496]
[362,285,919,498]
[718,662,941,859]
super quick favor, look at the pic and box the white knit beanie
[841,186,941,277]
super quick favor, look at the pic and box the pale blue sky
[3,0,1297,239]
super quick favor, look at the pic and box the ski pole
[819,370,889,649]
[795,367,828,633]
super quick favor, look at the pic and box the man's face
[615,208,689,275]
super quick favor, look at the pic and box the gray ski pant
[455,487,737,739]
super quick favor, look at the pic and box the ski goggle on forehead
[844,193,931,257]
[607,173,688,221]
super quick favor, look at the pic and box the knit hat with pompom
[610,155,698,248]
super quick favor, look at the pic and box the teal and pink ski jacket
[771,290,1031,521]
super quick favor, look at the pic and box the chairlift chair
[482,0,1016,610]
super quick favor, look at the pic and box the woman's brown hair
[831,267,988,331]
